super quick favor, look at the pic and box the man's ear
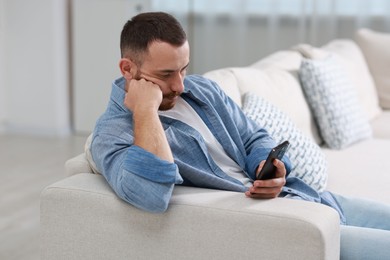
[119,58,136,80]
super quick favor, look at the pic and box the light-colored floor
[0,134,88,260]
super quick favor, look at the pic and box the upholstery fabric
[84,133,100,174]
[203,68,242,107]
[356,28,390,109]
[323,139,390,204]
[299,55,372,149]
[64,153,92,176]
[251,50,303,71]
[369,111,390,139]
[231,67,323,145]
[41,173,340,260]
[242,92,327,192]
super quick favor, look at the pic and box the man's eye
[160,74,171,78]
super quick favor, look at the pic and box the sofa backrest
[356,28,390,110]
[203,68,242,107]
[203,38,385,147]
[203,50,323,145]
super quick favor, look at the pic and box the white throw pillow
[242,92,328,192]
[84,133,100,174]
[356,28,390,109]
[294,41,381,121]
[299,55,372,150]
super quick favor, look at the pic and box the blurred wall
[0,0,5,130]
[0,0,70,136]
[1,0,389,135]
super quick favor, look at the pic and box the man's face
[134,40,190,111]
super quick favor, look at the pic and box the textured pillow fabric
[356,28,390,109]
[299,55,372,150]
[242,92,327,192]
[322,39,381,120]
[294,41,381,121]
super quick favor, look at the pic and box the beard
[159,92,180,111]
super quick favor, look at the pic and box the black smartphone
[256,140,290,180]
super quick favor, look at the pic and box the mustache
[163,92,181,99]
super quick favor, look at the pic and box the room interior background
[0,0,389,136]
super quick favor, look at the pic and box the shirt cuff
[124,145,182,184]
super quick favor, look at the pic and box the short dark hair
[120,12,187,64]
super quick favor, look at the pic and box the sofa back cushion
[203,68,242,107]
[230,67,322,144]
[355,28,390,109]
[251,50,303,71]
[203,50,323,145]
[248,51,323,145]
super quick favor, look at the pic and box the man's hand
[124,78,163,113]
[124,78,174,163]
[245,159,286,199]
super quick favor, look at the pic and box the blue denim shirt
[91,75,345,223]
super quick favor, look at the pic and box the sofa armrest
[41,173,340,260]
[64,153,93,176]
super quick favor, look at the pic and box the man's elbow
[118,179,174,214]
[122,191,171,214]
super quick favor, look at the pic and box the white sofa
[41,29,390,259]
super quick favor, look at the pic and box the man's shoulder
[184,74,220,93]
[184,74,210,85]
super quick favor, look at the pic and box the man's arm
[91,78,181,213]
[125,78,174,163]
[204,79,289,199]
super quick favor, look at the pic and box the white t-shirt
[159,97,252,187]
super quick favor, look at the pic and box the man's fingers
[273,159,286,178]
[253,178,285,188]
[245,186,283,199]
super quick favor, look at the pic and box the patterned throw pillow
[299,55,372,149]
[242,93,327,192]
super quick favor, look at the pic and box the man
[91,12,390,259]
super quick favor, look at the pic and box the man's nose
[171,74,185,93]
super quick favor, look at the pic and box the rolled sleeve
[117,169,176,213]
[116,146,182,213]
[124,145,183,184]
[91,132,183,213]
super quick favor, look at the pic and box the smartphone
[256,140,290,180]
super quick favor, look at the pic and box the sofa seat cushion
[242,92,327,192]
[300,55,372,149]
[370,111,390,139]
[356,28,390,109]
[324,138,390,205]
